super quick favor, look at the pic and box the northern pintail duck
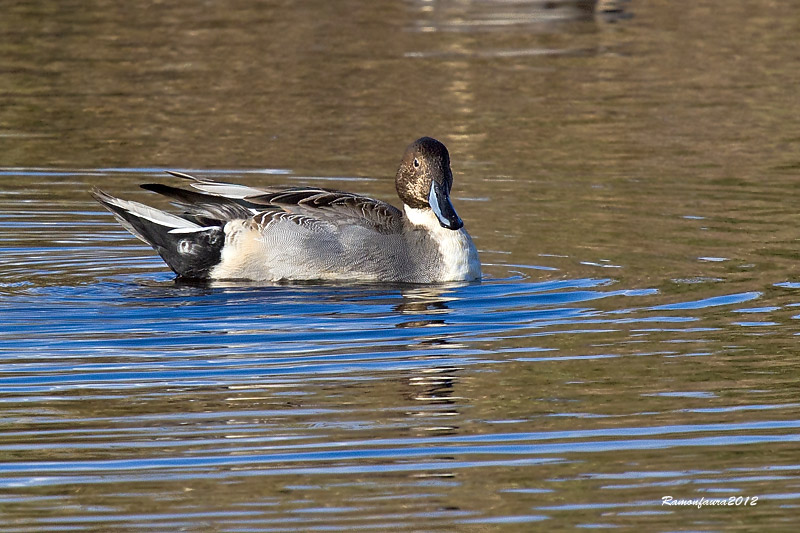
[92,137,481,283]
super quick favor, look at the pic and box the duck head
[395,137,464,230]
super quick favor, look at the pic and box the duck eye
[413,158,420,168]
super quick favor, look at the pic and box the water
[2,0,800,530]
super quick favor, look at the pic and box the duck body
[92,137,481,283]
[209,203,479,282]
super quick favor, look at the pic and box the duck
[91,137,481,283]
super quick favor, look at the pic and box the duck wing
[245,188,405,235]
[139,183,260,225]
[155,172,405,235]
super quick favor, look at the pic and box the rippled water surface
[3,1,800,531]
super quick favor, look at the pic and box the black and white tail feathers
[91,187,229,279]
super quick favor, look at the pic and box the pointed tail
[91,188,224,279]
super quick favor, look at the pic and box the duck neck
[403,204,479,281]
[404,204,442,231]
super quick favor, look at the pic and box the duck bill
[428,182,463,230]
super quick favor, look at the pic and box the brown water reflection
[4,0,799,281]
[3,0,800,531]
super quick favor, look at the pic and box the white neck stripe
[404,205,440,229]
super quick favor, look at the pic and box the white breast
[404,206,481,281]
